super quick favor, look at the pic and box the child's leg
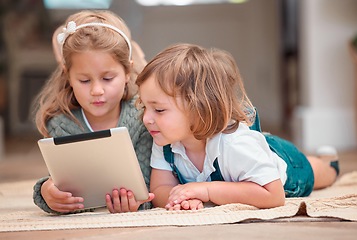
[307,147,339,190]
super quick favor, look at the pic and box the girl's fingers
[126,190,138,212]
[106,188,141,213]
[105,193,115,213]
[112,189,122,213]
[50,202,85,212]
[119,188,130,212]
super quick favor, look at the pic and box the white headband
[57,21,132,60]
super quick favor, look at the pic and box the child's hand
[41,178,84,213]
[105,188,155,213]
[166,182,209,208]
[166,199,203,211]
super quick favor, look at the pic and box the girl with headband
[32,10,154,214]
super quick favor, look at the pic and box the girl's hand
[166,182,209,208]
[166,199,204,211]
[105,188,155,213]
[41,178,84,213]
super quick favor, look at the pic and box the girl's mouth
[92,101,105,106]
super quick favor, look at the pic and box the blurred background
[0,0,356,161]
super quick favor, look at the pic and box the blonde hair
[136,43,254,140]
[33,10,147,137]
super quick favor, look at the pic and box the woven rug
[0,171,356,232]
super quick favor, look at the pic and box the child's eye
[103,77,113,81]
[79,79,90,83]
[155,109,165,113]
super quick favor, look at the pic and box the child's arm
[150,168,180,208]
[166,179,285,209]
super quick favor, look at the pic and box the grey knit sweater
[33,98,153,214]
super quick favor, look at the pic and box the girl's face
[69,50,129,130]
[139,76,194,146]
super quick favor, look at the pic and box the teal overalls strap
[163,145,224,184]
[249,108,262,132]
[247,110,283,162]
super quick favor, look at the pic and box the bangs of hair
[62,26,129,68]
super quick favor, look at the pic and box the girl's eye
[79,79,90,83]
[103,77,114,81]
[155,109,165,113]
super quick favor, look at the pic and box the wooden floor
[1,135,357,240]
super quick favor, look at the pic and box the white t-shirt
[150,122,287,186]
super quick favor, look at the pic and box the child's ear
[126,60,134,83]
[126,72,130,83]
[63,67,72,86]
[130,60,134,72]
[61,63,68,74]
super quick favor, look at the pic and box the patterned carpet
[0,171,356,232]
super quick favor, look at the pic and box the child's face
[139,76,194,146]
[69,50,129,128]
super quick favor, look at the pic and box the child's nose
[143,111,154,125]
[90,82,104,95]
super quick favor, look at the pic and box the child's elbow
[260,189,285,209]
[262,180,286,208]
[269,191,286,208]
[275,196,285,207]
[260,196,285,209]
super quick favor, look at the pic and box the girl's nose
[90,81,104,95]
[142,111,154,125]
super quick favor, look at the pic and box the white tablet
[38,127,149,209]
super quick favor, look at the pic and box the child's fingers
[106,188,150,213]
[48,184,85,202]
[46,190,84,212]
[111,189,122,213]
[168,187,193,206]
[167,204,180,211]
[57,196,84,205]
[167,195,187,207]
[166,203,182,211]
[105,193,115,213]
[119,188,130,212]
[106,188,137,213]
[126,190,139,212]
[189,199,203,210]
[50,202,85,213]
[180,200,190,210]
[50,188,72,199]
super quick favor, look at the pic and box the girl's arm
[167,179,285,209]
[150,168,180,208]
